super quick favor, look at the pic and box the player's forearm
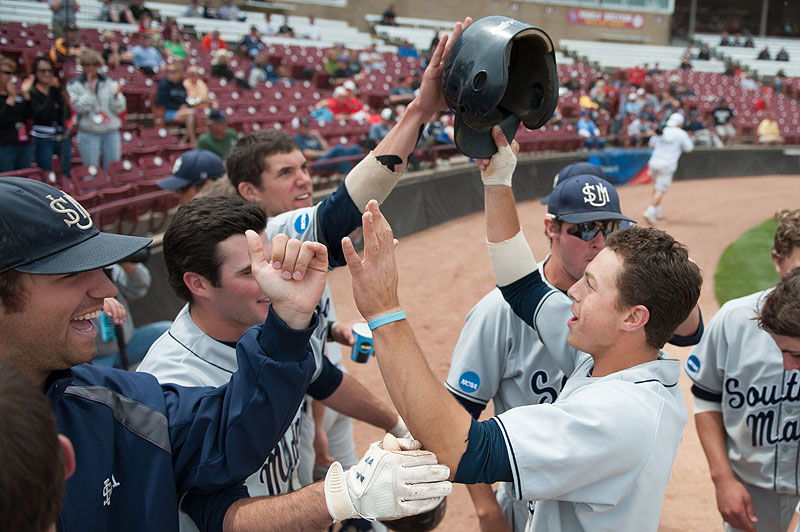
[467,483,505,521]
[695,411,737,483]
[673,303,701,338]
[223,482,332,532]
[372,100,431,174]
[321,373,398,431]
[484,185,522,244]
[372,319,472,477]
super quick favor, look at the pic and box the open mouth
[295,193,311,201]
[257,297,271,304]
[71,309,102,334]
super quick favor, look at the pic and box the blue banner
[587,148,652,185]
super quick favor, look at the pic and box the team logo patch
[458,371,480,394]
[294,212,310,233]
[686,355,701,373]
[582,182,610,207]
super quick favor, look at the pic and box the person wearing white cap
[643,112,693,225]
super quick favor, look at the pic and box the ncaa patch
[294,212,311,233]
[458,371,480,394]
[686,355,701,373]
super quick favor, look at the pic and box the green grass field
[714,217,780,305]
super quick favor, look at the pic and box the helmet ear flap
[500,31,559,130]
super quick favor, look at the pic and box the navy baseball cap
[208,109,227,123]
[547,174,635,224]
[0,177,151,274]
[157,150,226,191]
[540,161,605,205]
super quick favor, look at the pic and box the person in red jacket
[201,30,227,52]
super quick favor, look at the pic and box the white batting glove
[389,416,412,440]
[324,439,451,522]
[480,143,517,187]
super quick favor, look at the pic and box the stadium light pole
[759,0,768,38]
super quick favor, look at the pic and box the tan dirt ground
[327,174,800,531]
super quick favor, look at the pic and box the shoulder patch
[686,355,701,373]
[458,371,480,394]
[293,212,311,233]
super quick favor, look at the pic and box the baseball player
[642,112,693,225]
[446,164,703,532]
[342,126,702,531]
[685,208,800,532]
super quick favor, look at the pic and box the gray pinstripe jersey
[685,289,800,494]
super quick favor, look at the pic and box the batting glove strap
[480,143,517,187]
[326,441,452,522]
[389,416,412,440]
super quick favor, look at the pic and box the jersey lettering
[530,370,559,404]
[725,374,800,447]
[258,406,303,495]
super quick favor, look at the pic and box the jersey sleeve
[445,289,515,411]
[495,383,658,505]
[684,304,729,402]
[181,484,249,532]
[165,306,318,494]
[306,355,343,400]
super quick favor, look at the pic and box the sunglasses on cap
[565,220,619,242]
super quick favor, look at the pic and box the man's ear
[183,271,213,299]
[544,217,560,240]
[621,304,649,333]
[237,181,261,203]
[58,434,76,481]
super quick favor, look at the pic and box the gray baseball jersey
[446,260,566,532]
[685,289,800,531]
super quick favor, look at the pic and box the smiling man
[342,125,702,531]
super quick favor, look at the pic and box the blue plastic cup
[351,322,374,363]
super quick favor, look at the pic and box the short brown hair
[163,196,266,301]
[226,130,298,194]
[0,57,17,72]
[606,226,703,349]
[759,268,800,339]
[0,361,64,532]
[772,208,800,262]
[77,48,104,67]
[0,269,26,313]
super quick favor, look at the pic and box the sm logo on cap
[46,193,93,230]
[582,182,610,207]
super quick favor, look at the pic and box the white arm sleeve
[487,230,537,287]
[343,152,402,213]
[691,396,722,414]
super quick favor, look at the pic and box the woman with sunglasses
[0,57,34,173]
[25,56,71,176]
[66,49,126,170]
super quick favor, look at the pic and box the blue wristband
[368,311,407,331]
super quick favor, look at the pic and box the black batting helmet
[380,498,447,532]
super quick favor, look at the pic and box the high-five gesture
[246,230,328,329]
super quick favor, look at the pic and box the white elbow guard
[487,230,537,287]
[344,152,402,212]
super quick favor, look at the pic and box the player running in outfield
[686,208,800,532]
[341,126,702,531]
[446,163,703,532]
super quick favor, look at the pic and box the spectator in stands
[697,44,711,60]
[369,108,394,144]
[323,48,339,76]
[578,92,599,114]
[258,13,277,36]
[161,28,187,60]
[27,56,71,177]
[278,16,295,37]
[185,0,202,17]
[359,42,385,71]
[731,33,744,46]
[577,110,605,150]
[712,97,736,145]
[626,112,652,147]
[757,113,783,145]
[774,69,786,93]
[197,109,239,159]
[316,86,366,121]
[740,72,758,91]
[131,32,163,76]
[239,26,264,57]
[647,62,663,76]
[757,46,771,60]
[210,49,235,81]
[743,33,755,48]
[627,64,646,87]
[304,16,321,40]
[292,117,362,175]
[397,39,419,58]
[156,62,197,145]
[49,23,82,73]
[686,108,719,147]
[622,92,641,118]
[156,149,227,203]
[136,12,156,35]
[679,55,692,70]
[0,59,33,173]
[719,31,732,46]
[102,30,134,67]
[217,0,245,21]
[67,50,125,170]
[345,49,362,77]
[100,0,135,24]
[381,3,397,25]
[330,56,351,80]
[184,65,212,108]
[202,0,217,19]
[248,51,278,87]
[389,75,415,105]
[50,0,79,38]
[776,47,790,61]
[128,0,153,22]
[202,30,227,53]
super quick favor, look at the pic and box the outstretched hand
[246,230,329,330]
[475,125,520,181]
[416,17,472,117]
[342,200,401,322]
